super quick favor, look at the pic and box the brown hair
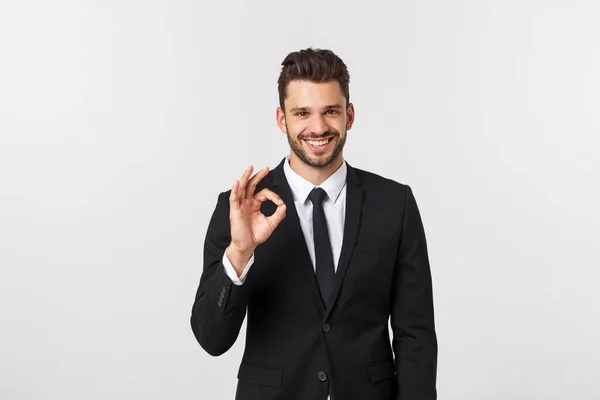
[277,48,350,112]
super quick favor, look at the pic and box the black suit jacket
[191,158,437,400]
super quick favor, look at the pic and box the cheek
[330,114,346,126]
[332,120,347,133]
[288,122,310,137]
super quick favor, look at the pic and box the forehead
[284,80,345,108]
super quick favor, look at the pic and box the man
[191,48,437,400]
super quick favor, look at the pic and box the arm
[190,191,252,356]
[391,185,438,399]
[190,165,286,357]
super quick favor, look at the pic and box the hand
[226,165,287,274]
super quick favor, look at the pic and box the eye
[326,110,338,115]
[296,111,308,117]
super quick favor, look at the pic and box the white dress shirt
[223,154,348,285]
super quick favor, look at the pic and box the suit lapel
[325,162,362,319]
[271,158,326,315]
[270,158,363,318]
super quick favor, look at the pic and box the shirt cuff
[222,251,254,285]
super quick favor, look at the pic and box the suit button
[322,323,331,333]
[318,371,327,382]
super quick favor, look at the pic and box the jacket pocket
[237,362,283,388]
[368,360,395,384]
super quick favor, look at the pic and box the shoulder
[350,165,412,196]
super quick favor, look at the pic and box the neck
[288,153,344,186]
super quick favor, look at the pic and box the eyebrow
[289,106,309,113]
[289,104,344,113]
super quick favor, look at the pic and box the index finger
[254,188,284,205]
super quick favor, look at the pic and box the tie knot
[308,187,328,205]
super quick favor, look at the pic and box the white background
[1,0,599,399]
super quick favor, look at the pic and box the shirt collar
[283,154,347,204]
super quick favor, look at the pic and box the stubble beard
[286,125,347,169]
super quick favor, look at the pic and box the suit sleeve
[391,185,438,399]
[190,191,253,356]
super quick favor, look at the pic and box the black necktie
[308,187,335,306]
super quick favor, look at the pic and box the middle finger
[238,165,253,202]
[246,167,269,199]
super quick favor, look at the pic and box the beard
[286,126,347,169]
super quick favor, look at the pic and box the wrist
[226,244,254,275]
[227,243,255,257]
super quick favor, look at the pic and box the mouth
[303,136,334,153]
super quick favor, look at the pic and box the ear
[346,103,355,130]
[276,107,287,134]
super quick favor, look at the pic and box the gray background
[1,0,599,399]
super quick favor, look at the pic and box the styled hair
[277,48,350,112]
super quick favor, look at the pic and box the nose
[309,115,329,135]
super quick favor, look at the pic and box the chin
[306,154,339,169]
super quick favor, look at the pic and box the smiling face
[277,80,355,170]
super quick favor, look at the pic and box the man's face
[277,80,354,169]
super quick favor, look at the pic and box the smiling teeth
[307,139,329,147]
